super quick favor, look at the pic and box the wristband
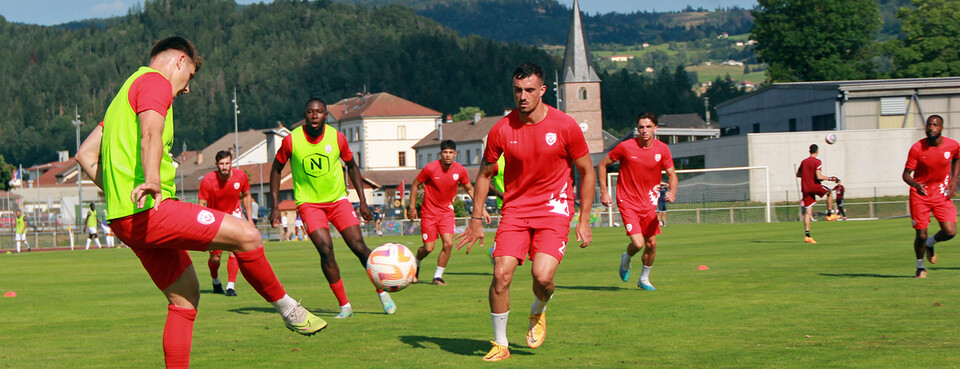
[470,217,483,220]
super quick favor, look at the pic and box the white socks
[212,277,221,285]
[640,265,653,283]
[434,266,445,280]
[927,236,937,247]
[95,238,102,248]
[531,294,552,315]
[16,241,21,252]
[226,282,235,290]
[272,294,298,317]
[491,312,509,347]
[85,239,90,250]
[917,259,925,269]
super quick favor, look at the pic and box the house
[11,150,100,225]
[606,55,634,62]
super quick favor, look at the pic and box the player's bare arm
[76,124,104,189]
[815,169,837,182]
[407,178,421,220]
[665,167,679,202]
[456,159,495,253]
[461,181,491,223]
[902,167,927,196]
[574,154,595,248]
[597,154,615,207]
[345,158,372,221]
[131,110,165,210]
[242,190,254,223]
[197,199,208,207]
[269,159,285,227]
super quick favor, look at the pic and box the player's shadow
[228,306,377,317]
[928,267,960,271]
[399,335,533,357]
[555,285,629,291]
[444,272,492,276]
[819,273,912,279]
[749,240,787,244]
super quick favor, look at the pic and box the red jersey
[833,184,845,200]
[906,137,960,197]
[274,127,352,165]
[416,160,469,216]
[798,156,823,193]
[483,105,590,219]
[128,72,173,119]
[198,168,250,217]
[608,138,674,211]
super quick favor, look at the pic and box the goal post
[605,166,771,226]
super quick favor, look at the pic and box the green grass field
[3,219,960,368]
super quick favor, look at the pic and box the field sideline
[2,219,960,368]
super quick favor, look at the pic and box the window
[354,128,360,141]
[752,123,760,133]
[397,125,406,140]
[428,153,433,162]
[465,150,471,165]
[721,126,740,136]
[812,114,836,131]
[578,87,588,100]
[398,152,406,167]
[475,150,481,165]
[788,119,797,132]
[418,154,423,168]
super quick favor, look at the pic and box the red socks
[226,253,239,283]
[329,279,349,306]
[207,258,219,280]
[234,246,286,302]
[163,305,196,369]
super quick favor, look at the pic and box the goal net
[604,166,771,225]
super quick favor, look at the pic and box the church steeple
[561,0,600,84]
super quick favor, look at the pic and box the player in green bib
[13,209,30,252]
[270,98,398,318]
[75,36,326,368]
[84,203,102,250]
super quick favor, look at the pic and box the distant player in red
[456,63,596,362]
[598,112,678,291]
[796,144,839,243]
[198,150,253,297]
[408,139,486,285]
[829,180,846,220]
[270,98,396,319]
[903,115,960,278]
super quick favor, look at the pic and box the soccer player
[84,203,103,250]
[75,36,326,368]
[657,182,669,226]
[903,115,960,279]
[280,214,292,241]
[373,205,384,236]
[295,214,306,241]
[13,209,30,252]
[456,63,596,362]
[270,98,397,319]
[598,112,678,291]
[830,180,846,221]
[407,139,486,285]
[101,220,117,248]
[796,144,840,243]
[198,150,253,297]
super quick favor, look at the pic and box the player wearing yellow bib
[13,209,30,253]
[84,203,102,250]
[270,98,397,319]
[75,36,326,368]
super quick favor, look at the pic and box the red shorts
[110,200,225,290]
[619,206,660,237]
[298,199,359,235]
[801,185,830,207]
[910,194,957,230]
[493,215,571,265]
[420,210,455,243]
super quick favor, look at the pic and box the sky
[0,0,758,26]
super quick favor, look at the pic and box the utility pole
[704,97,711,126]
[232,88,240,165]
[71,105,84,227]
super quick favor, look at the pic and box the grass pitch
[2,219,960,368]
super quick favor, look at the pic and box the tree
[0,155,12,191]
[888,0,960,78]
[751,0,881,82]
[452,106,485,121]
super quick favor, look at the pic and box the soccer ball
[825,133,838,145]
[366,243,417,292]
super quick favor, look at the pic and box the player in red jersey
[198,150,253,297]
[796,144,839,243]
[598,112,678,291]
[829,180,846,221]
[902,115,960,278]
[408,139,487,285]
[456,63,596,362]
[75,37,325,368]
[270,98,396,319]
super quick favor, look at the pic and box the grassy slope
[1,220,959,368]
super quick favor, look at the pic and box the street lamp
[71,105,84,227]
[232,88,240,165]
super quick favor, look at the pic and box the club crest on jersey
[453,173,460,181]
[422,233,428,240]
[545,132,557,146]
[325,145,332,154]
[233,182,240,190]
[626,223,633,232]
[945,152,951,159]
[197,210,216,225]
[655,154,661,162]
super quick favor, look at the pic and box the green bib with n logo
[290,125,347,205]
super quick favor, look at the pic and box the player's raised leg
[925,220,956,266]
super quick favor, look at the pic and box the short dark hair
[637,112,659,126]
[928,114,944,124]
[440,140,457,151]
[305,98,327,110]
[215,150,233,162]
[513,63,544,83]
[151,36,202,72]
[809,144,818,154]
[89,203,96,209]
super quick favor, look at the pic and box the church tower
[559,0,604,153]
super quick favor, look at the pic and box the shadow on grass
[228,306,378,317]
[819,273,912,279]
[928,267,960,271]
[399,335,533,357]
[748,240,788,244]
[444,272,493,276]
[555,285,630,291]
